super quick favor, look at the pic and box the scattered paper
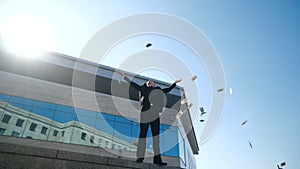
[176,111,184,119]
[217,88,224,92]
[199,107,206,116]
[180,98,188,104]
[188,103,193,109]
[191,75,198,81]
[248,140,253,149]
[229,88,233,95]
[145,43,152,48]
[280,162,286,167]
[241,120,248,126]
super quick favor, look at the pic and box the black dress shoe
[136,158,144,163]
[154,161,167,166]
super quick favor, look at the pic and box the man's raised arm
[117,71,142,91]
[162,79,182,93]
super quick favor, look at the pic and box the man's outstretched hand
[174,79,182,84]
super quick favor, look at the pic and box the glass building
[0,50,199,169]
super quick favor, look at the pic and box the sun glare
[1,16,55,58]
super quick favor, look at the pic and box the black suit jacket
[124,77,176,112]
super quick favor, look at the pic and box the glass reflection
[0,93,180,158]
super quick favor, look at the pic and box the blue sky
[1,0,299,168]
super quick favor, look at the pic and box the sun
[1,16,55,58]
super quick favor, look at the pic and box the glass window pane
[32,107,55,119]
[34,101,57,110]
[95,118,114,135]
[130,123,140,152]
[97,112,115,121]
[131,123,140,138]
[56,105,76,114]
[77,114,96,128]
[53,111,77,123]
[0,94,185,157]
[169,126,178,133]
[179,131,186,164]
[10,96,34,106]
[76,109,97,118]
[114,121,131,142]
[162,129,179,157]
[10,103,32,112]
[0,93,11,101]
[115,116,133,124]
[94,119,114,148]
[164,144,179,157]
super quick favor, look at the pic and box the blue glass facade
[0,93,180,158]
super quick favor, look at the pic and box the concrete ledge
[0,136,182,169]
[57,150,109,165]
[0,142,58,158]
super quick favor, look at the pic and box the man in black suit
[118,71,181,165]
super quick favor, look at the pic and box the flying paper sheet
[188,103,193,109]
[248,140,253,149]
[200,107,206,116]
[229,87,233,95]
[241,120,248,126]
[145,43,152,48]
[180,98,188,104]
[191,75,197,81]
[176,111,184,119]
[217,88,224,92]
[280,162,286,167]
[200,111,206,116]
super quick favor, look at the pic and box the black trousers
[137,117,162,162]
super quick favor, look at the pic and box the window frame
[41,126,48,135]
[29,123,38,132]
[16,119,25,127]
[2,114,11,124]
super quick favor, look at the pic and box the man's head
[147,80,155,87]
